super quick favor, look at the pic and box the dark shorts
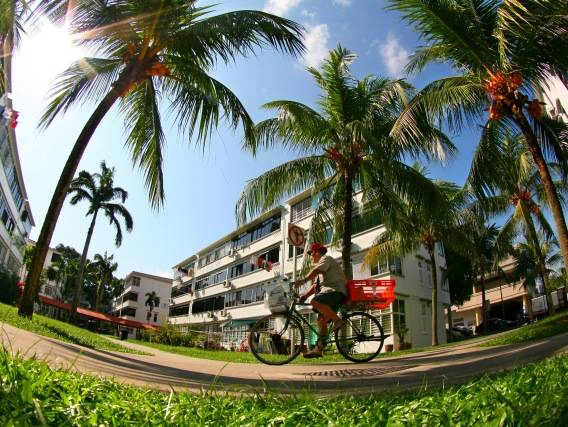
[312,291,347,312]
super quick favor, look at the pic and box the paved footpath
[2,322,567,395]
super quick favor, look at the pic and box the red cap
[307,242,327,255]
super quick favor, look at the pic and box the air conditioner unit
[228,249,238,257]
[223,280,232,288]
[188,290,194,296]
[168,298,173,304]
[207,311,214,318]
[220,309,228,317]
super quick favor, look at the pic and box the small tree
[145,291,160,322]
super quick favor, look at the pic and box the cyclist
[295,242,348,358]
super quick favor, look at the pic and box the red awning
[39,295,159,331]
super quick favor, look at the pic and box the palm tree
[92,251,118,312]
[365,171,468,345]
[467,127,562,315]
[388,0,568,270]
[67,162,133,323]
[46,247,80,304]
[144,291,160,322]
[237,46,454,280]
[19,0,305,318]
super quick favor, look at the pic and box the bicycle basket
[346,279,396,309]
[264,286,290,314]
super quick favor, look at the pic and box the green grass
[482,310,568,347]
[0,303,149,355]
[1,348,567,426]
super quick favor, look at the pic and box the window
[231,247,280,278]
[132,276,140,287]
[50,253,61,263]
[370,257,402,276]
[191,296,225,314]
[153,313,158,322]
[121,307,136,317]
[417,260,424,285]
[124,292,138,302]
[169,303,190,317]
[426,263,432,288]
[224,285,265,308]
[352,207,382,235]
[291,198,312,222]
[440,267,449,291]
[436,241,445,257]
[453,317,464,327]
[288,244,305,259]
[421,301,430,334]
[231,214,281,250]
[392,299,406,336]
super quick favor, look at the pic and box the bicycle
[248,278,390,365]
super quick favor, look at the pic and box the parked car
[475,318,516,334]
[452,326,474,337]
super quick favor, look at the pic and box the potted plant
[394,321,411,351]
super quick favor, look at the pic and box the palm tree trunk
[341,170,354,281]
[19,83,128,318]
[515,114,568,271]
[519,202,555,315]
[480,272,487,334]
[428,248,439,346]
[70,211,98,324]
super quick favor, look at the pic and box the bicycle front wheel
[248,313,305,365]
[335,311,385,363]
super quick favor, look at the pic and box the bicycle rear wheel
[335,311,385,363]
[248,313,305,365]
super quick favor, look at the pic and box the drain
[302,365,416,377]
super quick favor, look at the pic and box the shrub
[0,266,20,306]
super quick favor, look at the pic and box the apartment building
[0,95,34,275]
[450,257,529,331]
[537,75,568,122]
[170,190,450,351]
[111,271,172,337]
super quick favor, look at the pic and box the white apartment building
[537,75,568,122]
[0,97,34,275]
[112,271,172,338]
[170,190,450,351]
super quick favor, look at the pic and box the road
[2,322,567,394]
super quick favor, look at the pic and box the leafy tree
[365,171,468,345]
[67,162,132,323]
[388,0,568,270]
[46,245,80,302]
[468,128,563,315]
[144,291,160,322]
[0,264,20,305]
[237,46,453,280]
[92,252,118,311]
[20,0,305,318]
[443,245,474,307]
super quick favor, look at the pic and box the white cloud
[377,33,409,77]
[300,24,331,68]
[263,0,302,16]
[333,0,352,6]
[301,9,316,19]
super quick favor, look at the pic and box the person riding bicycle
[295,242,348,358]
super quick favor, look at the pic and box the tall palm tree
[144,291,160,322]
[237,46,454,280]
[92,251,118,311]
[467,127,562,314]
[365,171,468,346]
[67,161,133,323]
[388,0,568,270]
[19,0,305,318]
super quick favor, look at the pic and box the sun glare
[13,22,85,89]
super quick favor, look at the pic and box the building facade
[0,96,34,275]
[170,191,450,351]
[111,271,172,337]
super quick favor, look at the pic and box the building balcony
[453,282,528,313]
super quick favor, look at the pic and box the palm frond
[235,156,332,225]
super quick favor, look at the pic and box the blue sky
[12,0,479,279]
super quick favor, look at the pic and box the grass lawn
[482,310,568,347]
[0,303,149,355]
[1,347,566,426]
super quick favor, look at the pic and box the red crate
[347,279,396,309]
